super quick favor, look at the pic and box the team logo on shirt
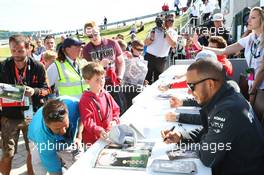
[246,107,254,123]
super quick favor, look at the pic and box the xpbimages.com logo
[105,84,144,93]
[32,141,93,153]
[170,141,232,154]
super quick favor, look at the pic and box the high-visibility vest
[55,60,88,98]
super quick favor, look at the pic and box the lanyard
[15,65,27,85]
[250,39,261,59]
[66,59,80,75]
[90,93,111,122]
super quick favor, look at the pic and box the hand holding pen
[161,126,182,144]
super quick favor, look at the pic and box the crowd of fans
[0,1,264,175]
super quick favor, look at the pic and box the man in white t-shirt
[144,14,177,84]
[201,0,214,22]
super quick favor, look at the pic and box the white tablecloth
[65,65,211,175]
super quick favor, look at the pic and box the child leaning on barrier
[79,62,120,145]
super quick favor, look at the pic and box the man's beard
[13,56,26,62]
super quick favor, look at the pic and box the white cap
[195,50,218,61]
[211,13,224,21]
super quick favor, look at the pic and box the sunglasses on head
[187,78,218,92]
[47,107,67,120]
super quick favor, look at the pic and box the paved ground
[0,132,27,175]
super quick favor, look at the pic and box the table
[65,65,211,175]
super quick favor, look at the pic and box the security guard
[47,38,88,99]
[161,58,264,175]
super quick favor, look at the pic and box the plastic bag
[123,58,148,86]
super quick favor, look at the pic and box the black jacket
[178,98,202,125]
[0,57,50,118]
[180,83,264,175]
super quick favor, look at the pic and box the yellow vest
[55,60,88,98]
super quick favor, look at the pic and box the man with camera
[144,14,177,84]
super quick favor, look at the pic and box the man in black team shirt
[161,58,264,175]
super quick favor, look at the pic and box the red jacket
[217,55,233,77]
[79,90,120,145]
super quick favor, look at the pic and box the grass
[0,13,189,60]
[0,47,10,60]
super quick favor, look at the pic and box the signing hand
[161,129,182,144]
[170,96,183,108]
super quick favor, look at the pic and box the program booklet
[0,83,26,107]
[94,142,154,171]
[166,144,198,160]
[0,83,25,101]
[150,159,197,174]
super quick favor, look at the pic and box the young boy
[208,36,233,77]
[79,62,120,145]
[42,50,57,70]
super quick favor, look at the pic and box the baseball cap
[62,38,84,48]
[211,13,224,21]
[195,50,218,61]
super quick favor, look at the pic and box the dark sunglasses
[87,33,99,39]
[166,19,174,23]
[135,47,144,52]
[47,107,67,120]
[187,78,218,92]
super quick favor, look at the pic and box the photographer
[144,14,177,84]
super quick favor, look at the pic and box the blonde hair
[251,7,264,48]
[43,50,57,61]
[82,62,105,80]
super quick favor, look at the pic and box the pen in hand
[163,126,175,142]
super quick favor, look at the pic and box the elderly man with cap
[47,38,88,99]
[144,14,177,84]
[210,13,233,45]
[161,57,264,175]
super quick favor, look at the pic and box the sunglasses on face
[166,19,174,23]
[86,28,99,38]
[87,33,99,39]
[134,47,144,52]
[187,78,218,92]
